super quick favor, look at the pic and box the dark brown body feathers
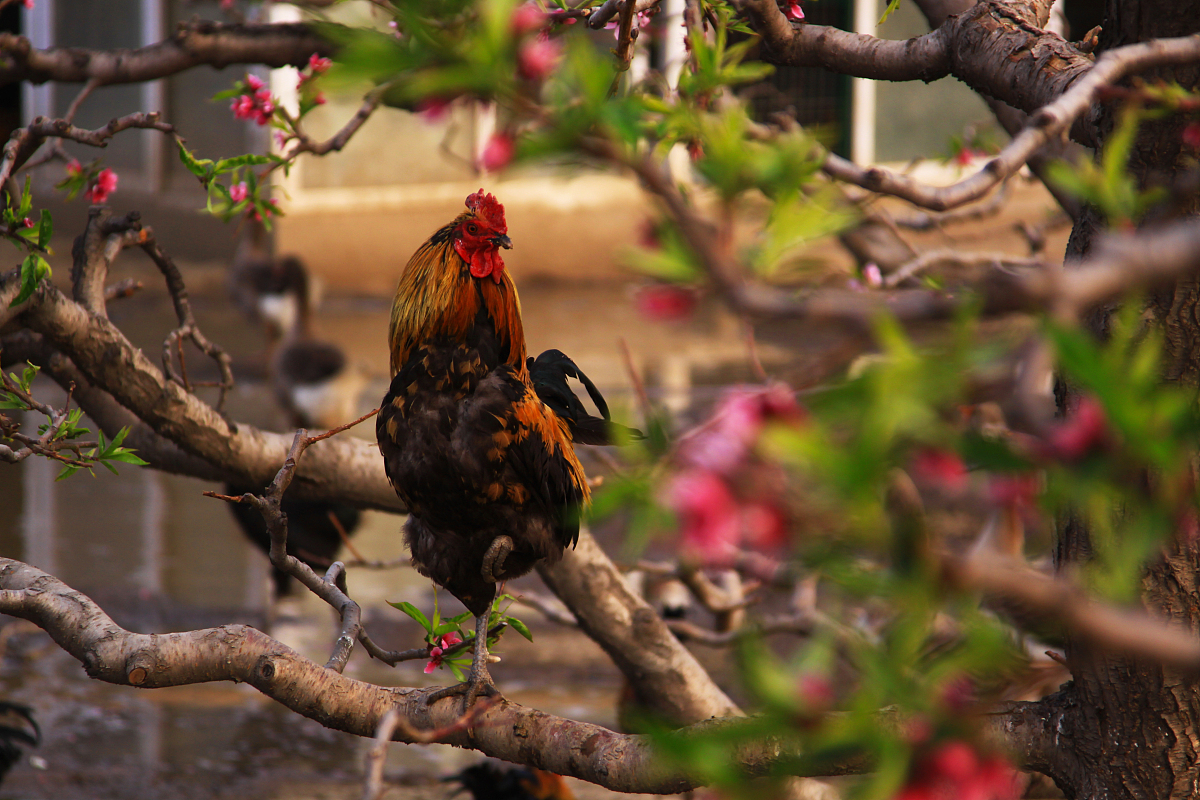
[378,210,587,618]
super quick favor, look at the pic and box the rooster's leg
[425,610,500,710]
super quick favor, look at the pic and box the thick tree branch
[0,557,842,792]
[741,0,1200,210]
[0,21,335,86]
[6,270,398,509]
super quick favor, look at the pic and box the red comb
[465,189,507,233]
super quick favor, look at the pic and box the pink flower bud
[634,284,698,322]
[229,182,249,203]
[784,1,804,20]
[511,2,548,36]
[479,133,515,172]
[245,74,265,92]
[1183,121,1200,150]
[66,159,82,177]
[308,53,332,74]
[517,36,561,81]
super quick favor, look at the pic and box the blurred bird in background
[446,761,574,800]
[226,226,364,596]
[378,190,592,708]
[0,702,38,787]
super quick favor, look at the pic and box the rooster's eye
[467,223,480,235]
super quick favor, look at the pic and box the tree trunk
[1049,2,1200,798]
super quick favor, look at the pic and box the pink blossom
[231,77,276,126]
[308,53,332,74]
[517,35,561,81]
[1042,395,1108,462]
[796,673,834,709]
[863,261,882,287]
[21,0,33,8]
[670,469,741,564]
[229,181,249,203]
[479,133,515,171]
[1183,122,1200,150]
[895,741,1021,800]
[423,632,464,673]
[784,1,804,20]
[681,384,803,475]
[416,97,452,123]
[84,168,118,204]
[66,159,82,177]
[634,284,697,322]
[911,448,968,493]
[511,2,547,36]
[21,217,32,228]
[740,500,786,551]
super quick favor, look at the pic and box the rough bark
[1051,3,1200,798]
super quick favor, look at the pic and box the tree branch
[0,21,336,86]
[0,556,826,792]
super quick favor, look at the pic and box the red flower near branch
[84,169,118,204]
[229,182,249,204]
[894,740,1021,800]
[231,74,276,126]
[784,1,804,20]
[424,632,464,674]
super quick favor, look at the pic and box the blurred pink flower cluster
[895,740,1020,800]
[424,632,463,673]
[668,384,805,564]
[511,4,561,81]
[231,74,275,125]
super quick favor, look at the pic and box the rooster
[378,190,589,708]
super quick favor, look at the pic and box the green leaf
[507,617,534,642]
[212,154,279,173]
[36,209,52,250]
[9,253,50,307]
[387,600,432,631]
[177,140,215,181]
[55,464,84,481]
[878,0,904,25]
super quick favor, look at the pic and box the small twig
[204,423,381,674]
[329,509,369,563]
[104,278,143,301]
[0,112,175,190]
[361,709,401,800]
[891,179,1011,232]
[743,321,768,382]
[882,249,1044,289]
[514,591,579,627]
[271,86,387,175]
[62,78,102,124]
[134,229,236,412]
[617,337,652,425]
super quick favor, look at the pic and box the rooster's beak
[492,234,513,250]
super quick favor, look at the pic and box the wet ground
[0,175,1068,799]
